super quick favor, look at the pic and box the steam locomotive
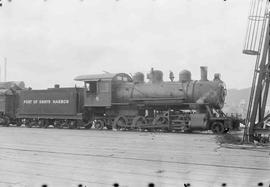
[0,67,239,133]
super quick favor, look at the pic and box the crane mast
[243,0,270,142]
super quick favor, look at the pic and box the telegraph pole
[4,57,7,81]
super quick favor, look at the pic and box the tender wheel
[54,121,63,129]
[113,115,127,130]
[43,120,49,128]
[37,120,45,128]
[60,121,68,128]
[25,121,33,128]
[25,123,31,128]
[211,121,225,134]
[131,116,147,130]
[68,120,77,129]
[0,116,10,127]
[93,120,105,130]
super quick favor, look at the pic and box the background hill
[223,88,251,117]
[223,88,270,118]
[225,88,250,106]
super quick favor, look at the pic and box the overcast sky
[0,0,257,89]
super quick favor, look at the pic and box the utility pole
[4,57,7,81]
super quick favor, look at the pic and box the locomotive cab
[75,73,132,107]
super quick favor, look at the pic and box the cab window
[85,81,98,94]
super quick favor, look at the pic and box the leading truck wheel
[211,121,225,134]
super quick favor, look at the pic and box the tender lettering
[39,100,51,104]
[24,100,32,104]
[52,100,69,104]
[23,99,69,104]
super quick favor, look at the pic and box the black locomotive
[0,67,240,133]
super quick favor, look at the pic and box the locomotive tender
[0,67,239,133]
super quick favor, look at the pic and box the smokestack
[214,73,221,81]
[200,66,208,81]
